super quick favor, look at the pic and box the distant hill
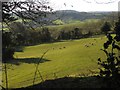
[19,10,117,27]
[51,10,112,22]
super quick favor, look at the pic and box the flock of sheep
[84,39,97,48]
[52,38,103,50]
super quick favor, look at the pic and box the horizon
[54,9,119,13]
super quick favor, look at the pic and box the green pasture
[2,35,108,88]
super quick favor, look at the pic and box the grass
[2,35,107,88]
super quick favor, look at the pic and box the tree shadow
[12,76,120,89]
[15,46,25,52]
[5,58,51,65]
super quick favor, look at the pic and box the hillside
[13,10,117,27]
[2,35,107,88]
[30,10,115,26]
[49,10,112,23]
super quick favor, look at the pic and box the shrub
[101,22,111,35]
[98,17,120,79]
[2,31,15,62]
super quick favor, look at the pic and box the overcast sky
[49,0,120,12]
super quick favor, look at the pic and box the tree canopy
[101,22,111,34]
[2,0,53,61]
[2,0,53,23]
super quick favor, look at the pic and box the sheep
[59,48,62,49]
[84,44,89,47]
[63,47,66,48]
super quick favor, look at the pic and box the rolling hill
[55,10,109,21]
[47,10,113,23]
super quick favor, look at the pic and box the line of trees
[9,22,52,45]
[4,15,112,48]
[58,28,93,40]
[7,22,94,45]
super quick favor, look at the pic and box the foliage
[71,28,83,39]
[52,19,64,25]
[2,31,16,62]
[3,17,106,47]
[2,0,52,61]
[47,19,103,39]
[5,20,100,46]
[41,27,52,42]
[57,28,83,40]
[101,22,111,34]
[2,1,52,23]
[98,17,120,79]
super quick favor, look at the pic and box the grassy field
[2,35,108,88]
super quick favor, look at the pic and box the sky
[49,0,120,12]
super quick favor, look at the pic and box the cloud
[46,0,119,12]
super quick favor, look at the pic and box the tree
[114,17,120,41]
[2,31,15,62]
[41,27,52,42]
[74,28,83,39]
[2,0,52,61]
[2,1,52,89]
[101,22,111,34]
[58,30,66,40]
[2,1,53,23]
[9,22,31,45]
[98,17,120,87]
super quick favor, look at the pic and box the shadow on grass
[12,76,120,89]
[5,58,51,65]
[15,46,25,52]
